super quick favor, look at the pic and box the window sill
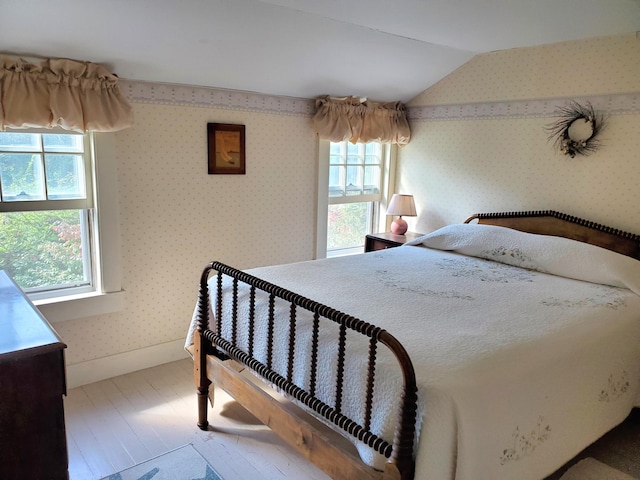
[34,290,126,324]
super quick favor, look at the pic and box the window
[317,140,395,258]
[0,130,94,298]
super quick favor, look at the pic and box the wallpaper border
[120,80,314,116]
[408,92,639,121]
[120,79,639,121]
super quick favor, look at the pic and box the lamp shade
[387,194,417,217]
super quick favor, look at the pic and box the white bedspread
[186,224,640,480]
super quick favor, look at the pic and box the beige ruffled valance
[0,55,133,132]
[312,95,410,145]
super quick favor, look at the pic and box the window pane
[365,155,380,165]
[329,154,343,165]
[45,154,86,199]
[327,202,369,251]
[329,142,342,155]
[0,210,88,290]
[0,132,41,152]
[365,143,380,155]
[345,165,363,195]
[363,165,380,193]
[42,133,84,153]
[328,165,343,197]
[328,141,383,200]
[0,153,46,201]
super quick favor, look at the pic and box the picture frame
[207,123,246,174]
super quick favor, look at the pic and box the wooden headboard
[465,210,640,260]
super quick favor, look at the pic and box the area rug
[101,444,223,480]
[560,457,637,480]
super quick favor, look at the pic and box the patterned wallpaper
[399,33,640,236]
[55,89,318,366]
[55,32,639,371]
[409,33,640,106]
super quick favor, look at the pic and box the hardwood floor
[65,359,639,480]
[65,358,330,480]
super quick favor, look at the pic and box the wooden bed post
[195,264,214,430]
[194,332,211,430]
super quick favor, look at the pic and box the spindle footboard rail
[194,260,419,480]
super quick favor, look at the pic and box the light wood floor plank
[64,388,121,478]
[73,383,135,475]
[81,380,153,465]
[106,376,174,461]
[66,434,97,480]
[92,377,170,457]
[110,369,193,448]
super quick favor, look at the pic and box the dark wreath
[545,101,606,158]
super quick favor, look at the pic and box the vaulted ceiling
[2,0,639,102]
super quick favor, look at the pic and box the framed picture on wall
[207,123,246,174]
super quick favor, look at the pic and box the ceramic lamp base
[390,217,408,235]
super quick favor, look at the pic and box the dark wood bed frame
[466,210,640,260]
[193,210,640,480]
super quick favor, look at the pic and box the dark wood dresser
[0,270,69,479]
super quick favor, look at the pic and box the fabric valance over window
[312,95,411,145]
[0,55,133,133]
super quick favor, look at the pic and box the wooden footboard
[194,261,418,480]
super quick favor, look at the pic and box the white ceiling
[1,0,639,102]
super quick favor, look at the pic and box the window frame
[0,130,125,322]
[0,131,94,210]
[316,139,397,259]
[0,129,99,299]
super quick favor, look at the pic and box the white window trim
[315,139,398,259]
[34,132,125,323]
[381,141,398,231]
[316,140,330,259]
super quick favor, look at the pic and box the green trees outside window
[0,210,84,289]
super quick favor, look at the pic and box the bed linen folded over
[406,223,640,295]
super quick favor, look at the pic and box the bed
[186,210,640,480]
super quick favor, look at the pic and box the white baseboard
[66,338,191,389]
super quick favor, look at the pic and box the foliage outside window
[327,203,372,251]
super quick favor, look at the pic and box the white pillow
[406,223,640,295]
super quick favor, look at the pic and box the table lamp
[387,194,417,235]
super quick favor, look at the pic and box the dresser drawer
[365,232,423,253]
[368,238,398,251]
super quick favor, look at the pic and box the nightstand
[364,231,423,252]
